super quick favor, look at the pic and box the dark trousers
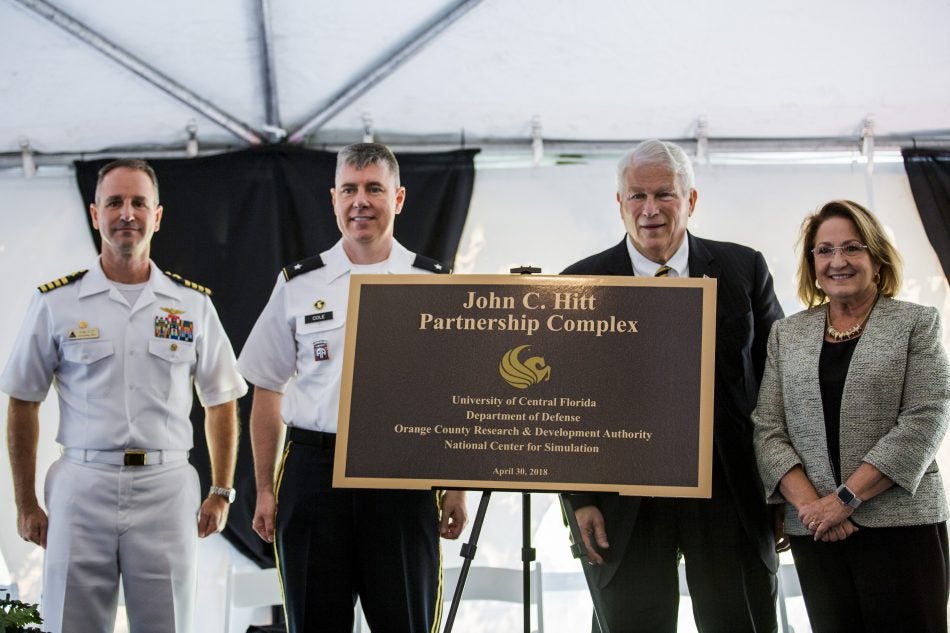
[790,521,949,633]
[594,492,777,633]
[274,434,442,633]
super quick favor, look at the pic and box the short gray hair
[335,143,401,187]
[616,139,694,195]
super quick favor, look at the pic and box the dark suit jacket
[564,233,784,587]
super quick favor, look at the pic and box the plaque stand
[441,490,611,633]
[442,267,611,633]
[441,490,535,633]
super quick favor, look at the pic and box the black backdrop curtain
[74,145,478,567]
[902,148,950,281]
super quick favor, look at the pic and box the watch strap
[209,485,236,503]
[835,484,862,509]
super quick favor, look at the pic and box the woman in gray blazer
[753,199,950,633]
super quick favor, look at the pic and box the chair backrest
[444,564,542,603]
[355,564,550,633]
[223,566,283,631]
[442,564,544,633]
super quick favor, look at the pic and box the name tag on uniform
[68,327,100,340]
[305,312,333,324]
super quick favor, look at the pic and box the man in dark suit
[565,139,783,633]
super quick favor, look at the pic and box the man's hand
[197,495,230,537]
[440,490,468,540]
[9,398,45,547]
[17,502,48,548]
[575,505,609,565]
[253,489,277,543]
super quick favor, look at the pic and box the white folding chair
[0,581,20,601]
[443,563,544,633]
[356,564,545,632]
[223,566,283,633]
[777,559,804,633]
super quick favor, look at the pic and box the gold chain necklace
[826,296,878,342]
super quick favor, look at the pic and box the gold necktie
[654,265,672,277]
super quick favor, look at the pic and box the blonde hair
[796,199,902,307]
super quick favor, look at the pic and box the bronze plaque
[333,274,716,497]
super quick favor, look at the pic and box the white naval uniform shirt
[237,239,442,433]
[0,259,248,450]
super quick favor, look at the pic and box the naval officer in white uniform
[1,159,247,633]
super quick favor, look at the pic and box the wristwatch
[209,486,236,503]
[835,484,862,509]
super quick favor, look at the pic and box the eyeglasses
[811,243,869,259]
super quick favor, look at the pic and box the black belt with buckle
[287,428,336,450]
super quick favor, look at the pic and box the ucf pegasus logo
[499,344,551,389]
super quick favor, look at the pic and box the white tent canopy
[2,0,950,164]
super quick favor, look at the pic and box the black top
[819,336,860,483]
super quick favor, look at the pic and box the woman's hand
[817,518,859,542]
[798,493,854,540]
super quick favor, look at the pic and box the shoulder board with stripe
[164,271,212,296]
[413,254,451,274]
[38,269,88,293]
[282,255,325,281]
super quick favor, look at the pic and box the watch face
[837,487,855,503]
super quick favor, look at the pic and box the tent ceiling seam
[2,132,948,171]
[256,0,284,140]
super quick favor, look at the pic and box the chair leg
[777,566,791,633]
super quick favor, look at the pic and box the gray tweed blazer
[753,296,950,536]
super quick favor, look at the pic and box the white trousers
[42,456,200,633]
